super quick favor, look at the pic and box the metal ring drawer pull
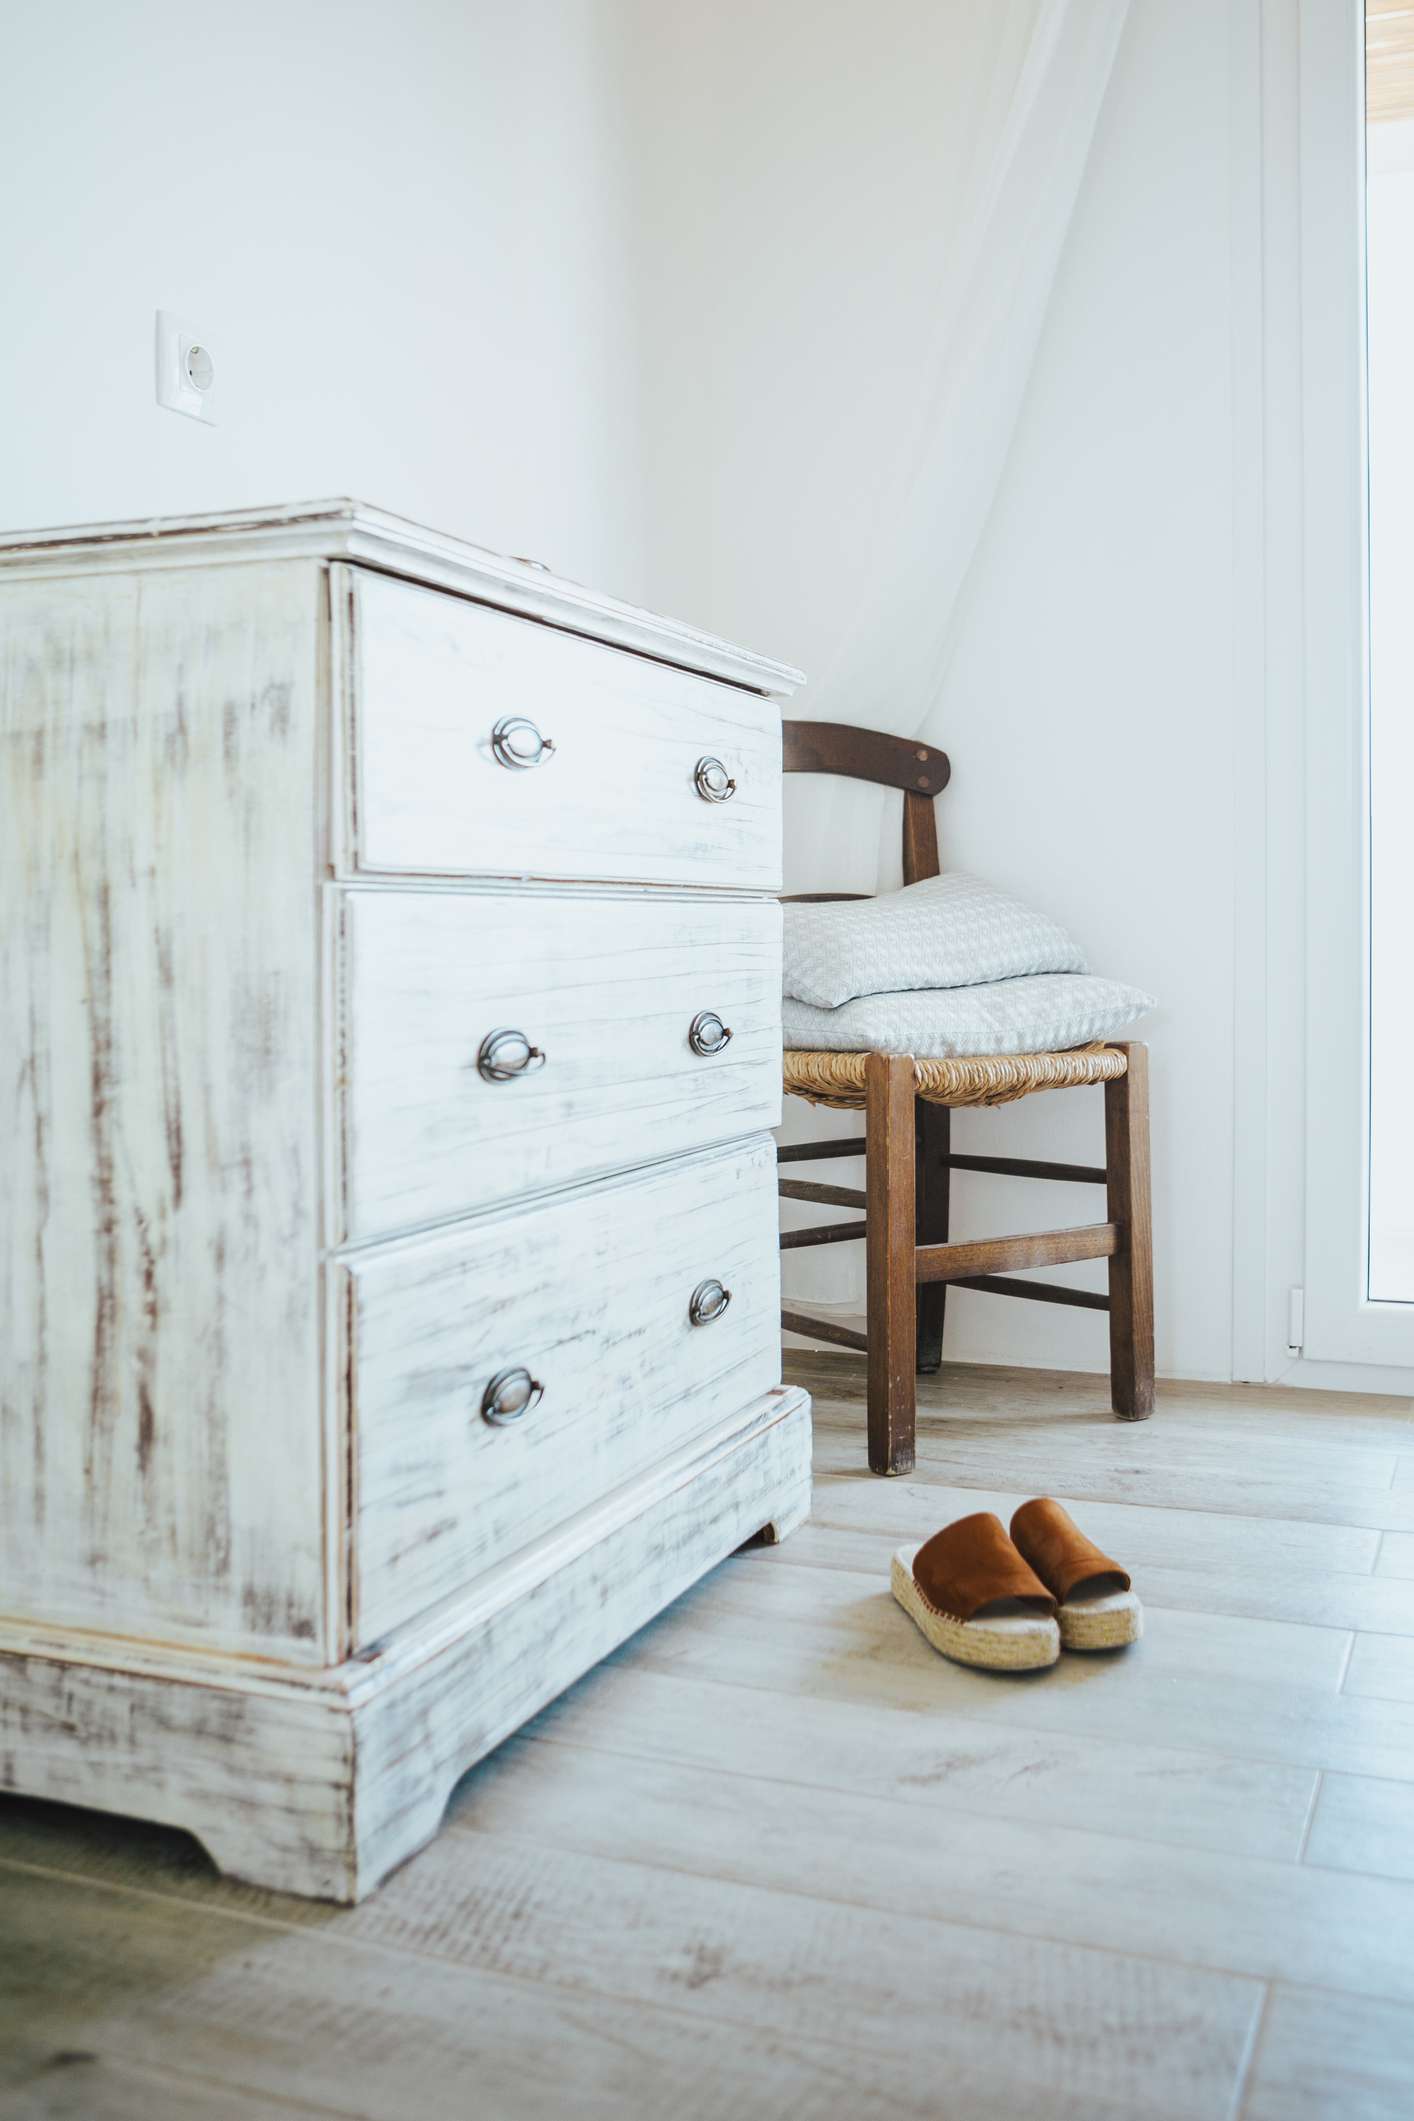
[491,715,556,770]
[688,1010,733,1057]
[688,1278,732,1327]
[481,1366,544,1427]
[693,755,736,803]
[477,1027,546,1082]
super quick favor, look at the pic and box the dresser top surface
[0,497,805,698]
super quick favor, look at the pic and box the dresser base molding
[0,1386,811,1903]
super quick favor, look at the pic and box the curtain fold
[782,0,1131,1312]
[792,0,1132,900]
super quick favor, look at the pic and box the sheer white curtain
[772,0,1132,1311]
[792,0,1133,899]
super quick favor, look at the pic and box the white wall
[1,0,645,595]
[9,0,1252,1383]
[620,0,1242,1380]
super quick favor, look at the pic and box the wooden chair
[779,720,1154,1474]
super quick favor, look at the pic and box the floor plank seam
[519,1710,1334,1858]
[494,1735,1414,1978]
[809,1461,1414,1495]
[5,2052,369,2121]
[602,1639,1414,1790]
[806,1419,1414,1450]
[1294,1772,1324,1865]
[445,1801,1295,1997]
[1228,1983,1274,2121]
[0,1825,1295,2028]
[1300,1849,1413,1882]
[805,1429,1414,1462]
[4,1846,1215,2088]
[576,1637,1373,1807]
[446,1799,1414,2015]
[807,1477,1412,1542]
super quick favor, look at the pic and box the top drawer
[333,567,783,890]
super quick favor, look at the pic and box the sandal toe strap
[913,1513,1057,1620]
[1010,1498,1131,1601]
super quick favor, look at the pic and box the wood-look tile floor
[5,1354,1414,2119]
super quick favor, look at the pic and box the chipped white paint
[0,561,328,1663]
[334,884,783,1242]
[0,501,808,1900]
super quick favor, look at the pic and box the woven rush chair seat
[783,1042,1127,1112]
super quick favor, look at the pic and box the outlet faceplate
[155,310,217,425]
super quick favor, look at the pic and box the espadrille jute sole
[1056,1588,1143,1651]
[890,1548,1060,1672]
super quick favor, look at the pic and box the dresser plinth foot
[0,1387,812,1902]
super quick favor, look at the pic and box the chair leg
[866,1052,918,1474]
[914,1100,950,1373]
[1105,1042,1155,1420]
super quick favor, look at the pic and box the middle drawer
[332,886,782,1245]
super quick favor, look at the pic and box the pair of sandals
[891,1499,1142,1672]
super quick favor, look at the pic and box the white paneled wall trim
[1234,0,1414,1391]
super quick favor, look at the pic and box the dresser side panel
[0,561,327,1660]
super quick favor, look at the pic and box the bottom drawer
[343,1137,780,1647]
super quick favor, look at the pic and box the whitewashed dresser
[0,499,810,1900]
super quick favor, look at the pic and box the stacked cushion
[783,973,1156,1056]
[785,872,1086,1008]
[783,874,1153,1058]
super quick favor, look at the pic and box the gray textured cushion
[783,872,1086,1009]
[782,974,1155,1058]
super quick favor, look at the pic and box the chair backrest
[781,721,951,900]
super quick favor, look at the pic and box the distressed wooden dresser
[0,499,810,1900]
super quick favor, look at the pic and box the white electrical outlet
[155,310,217,424]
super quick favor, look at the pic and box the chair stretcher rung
[915,1223,1118,1284]
[779,1178,867,1210]
[777,1137,867,1164]
[781,1308,869,1352]
[780,1219,867,1250]
[946,1153,1108,1185]
[949,1273,1110,1312]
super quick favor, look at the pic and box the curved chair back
[781,721,951,899]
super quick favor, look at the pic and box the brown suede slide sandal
[891,1512,1061,1672]
[1010,1497,1143,1651]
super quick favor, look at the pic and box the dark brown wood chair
[779,720,1154,1475]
